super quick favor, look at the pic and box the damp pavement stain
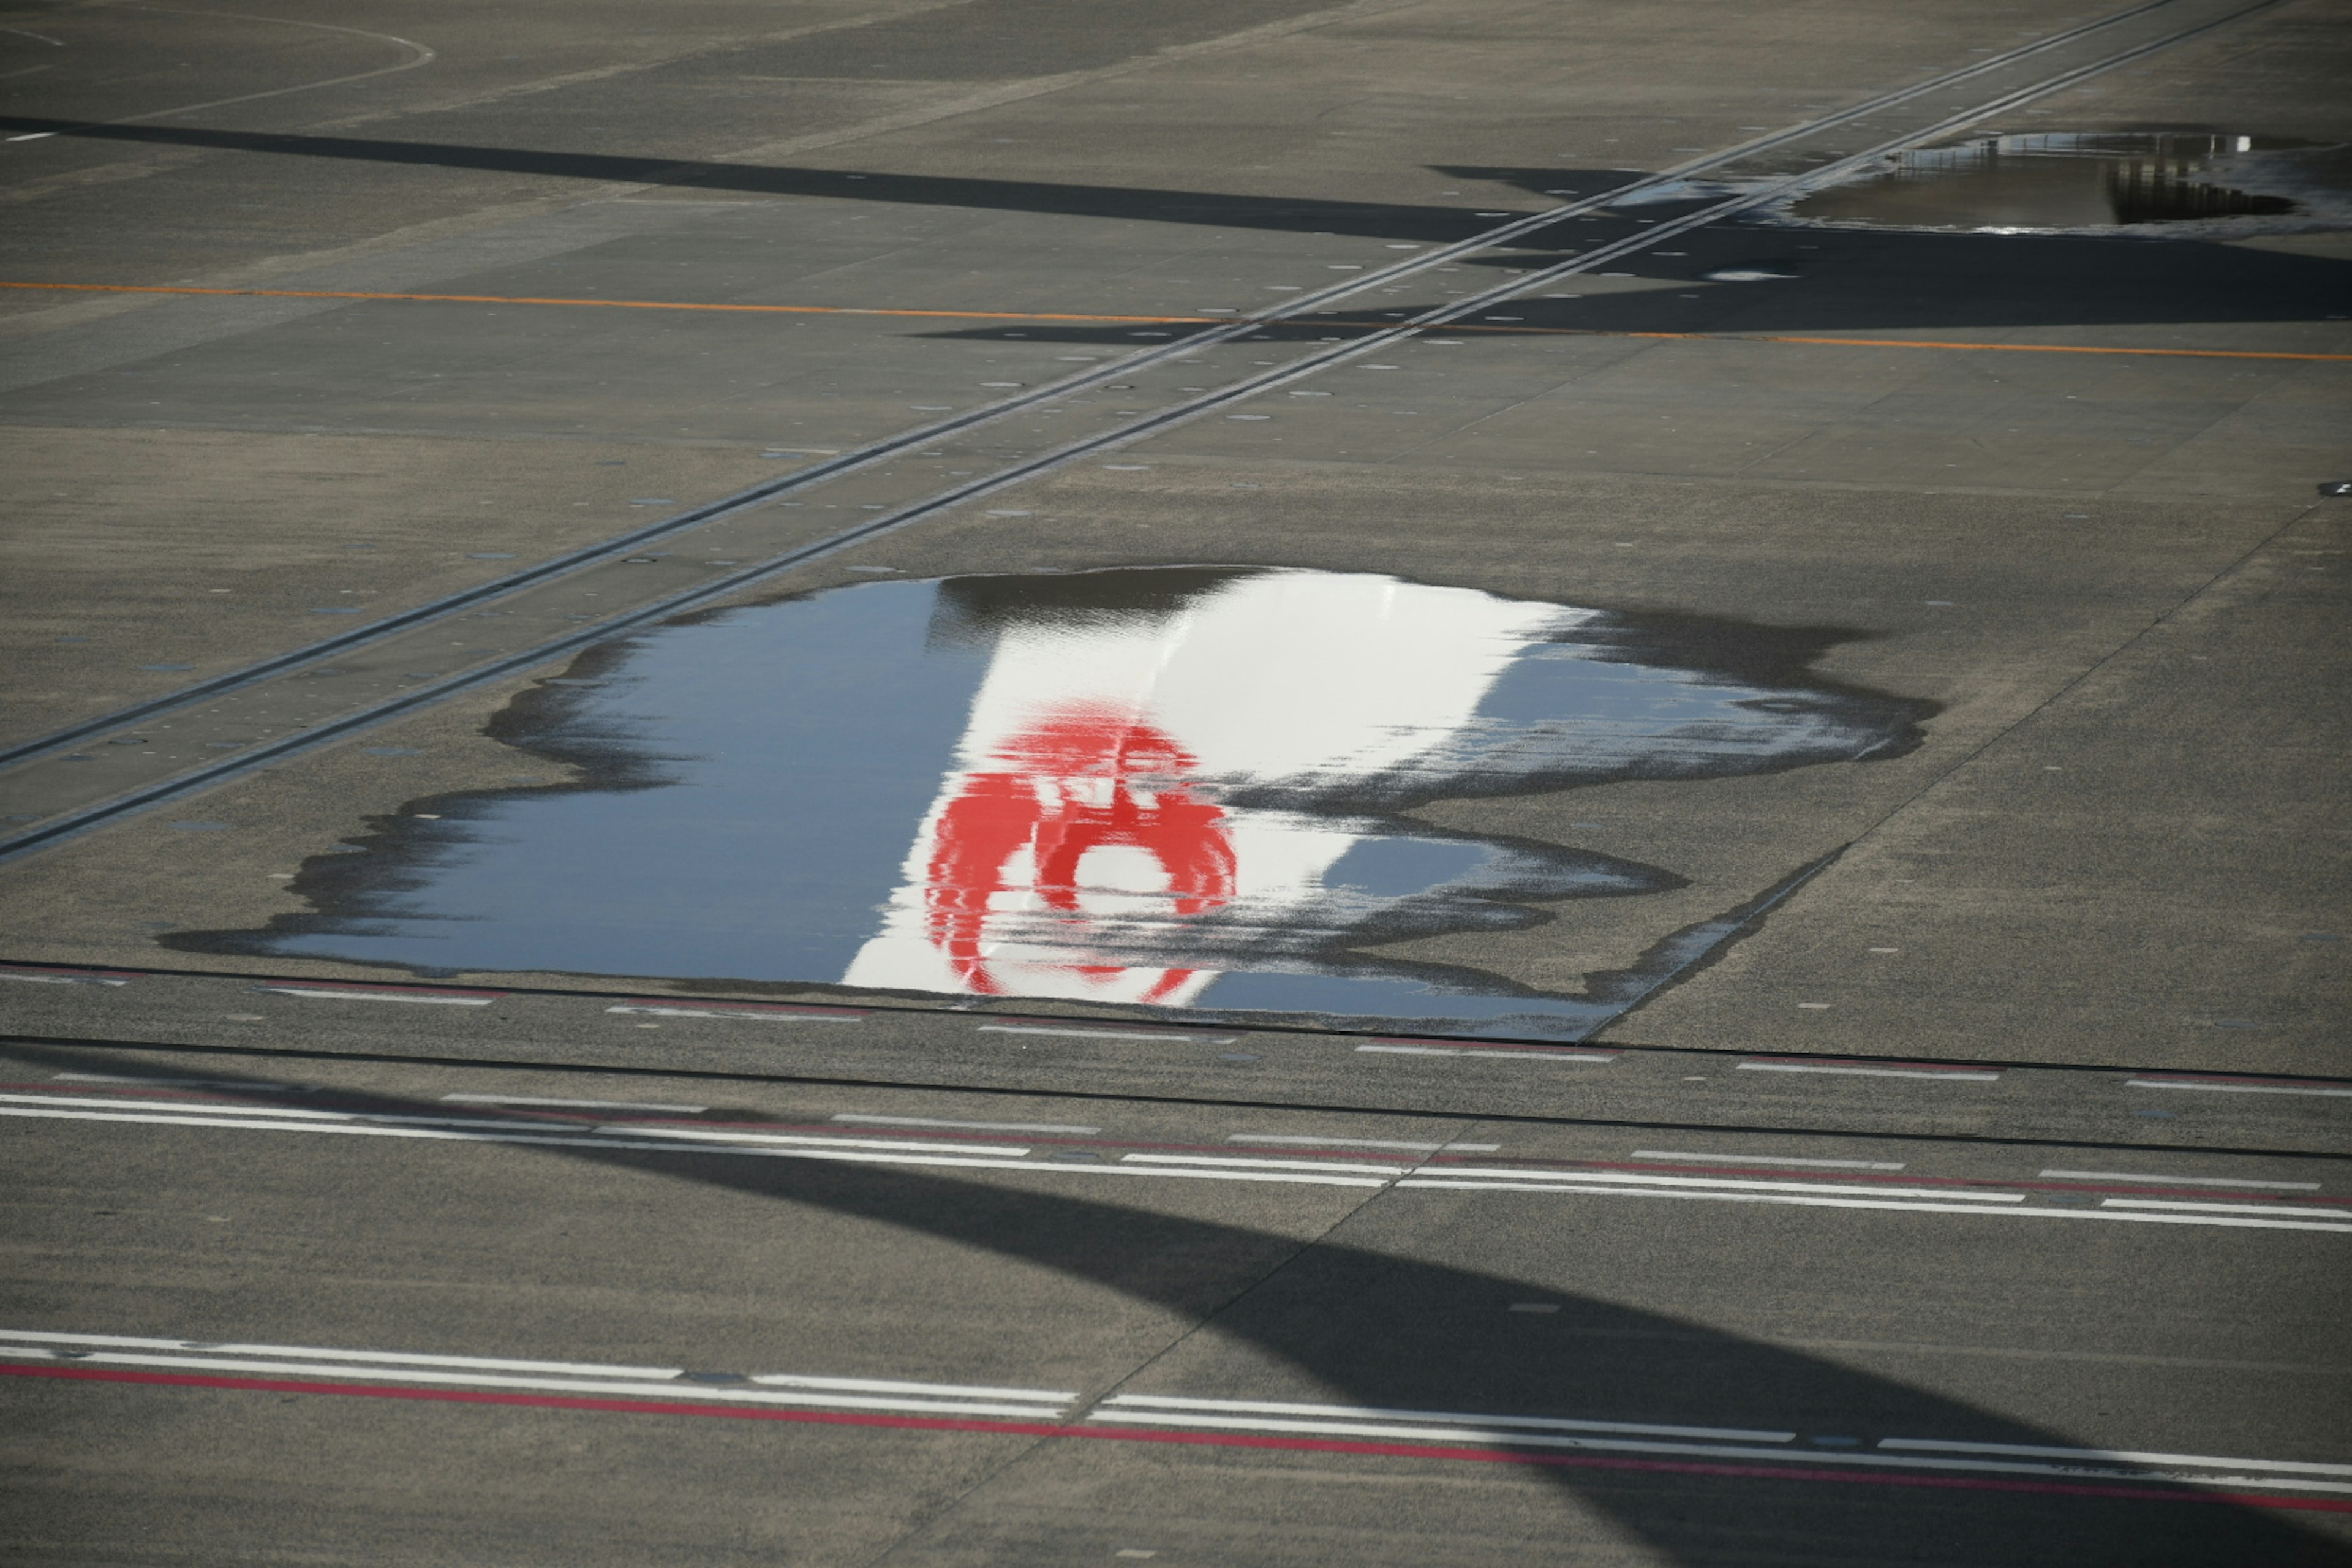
[182,568,1933,1039]
[1784,130,2346,235]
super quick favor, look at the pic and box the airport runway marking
[607,1001,867,1023]
[1739,1058,2003,1082]
[4,280,2343,363]
[1355,1042,1617,1060]
[251,981,497,1006]
[3,1330,2348,1510]
[6,1088,2346,1231]
[2129,1076,2352,1099]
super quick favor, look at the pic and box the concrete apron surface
[1,0,2347,1074]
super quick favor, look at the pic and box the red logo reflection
[924,707,1237,999]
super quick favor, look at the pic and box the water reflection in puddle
[206,568,1932,1038]
[1788,132,2330,233]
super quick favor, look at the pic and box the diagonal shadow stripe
[0,116,1502,242]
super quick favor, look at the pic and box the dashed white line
[750,1372,1076,1401]
[1400,1178,2352,1230]
[1877,1435,2352,1478]
[2040,1169,2321,1190]
[978,1025,1232,1044]
[254,984,493,1006]
[2102,1198,2352,1218]
[55,1074,304,1091]
[0,1344,1066,1419]
[9,1097,2343,1231]
[1122,1153,1406,1176]
[1414,1167,2023,1202]
[0,968,129,986]
[1634,1150,1906,1171]
[0,1329,679,1379]
[1355,1044,1613,1062]
[2128,1078,2352,1098]
[606,1003,862,1023]
[834,1114,1103,1136]
[592,1125,1030,1157]
[1738,1060,2000,1082]
[1098,1393,1793,1443]
[1228,1134,1500,1153]
[443,1094,709,1114]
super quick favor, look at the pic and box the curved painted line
[66,4,434,127]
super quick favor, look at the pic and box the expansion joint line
[0,0,2280,864]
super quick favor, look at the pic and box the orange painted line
[4,279,2345,361]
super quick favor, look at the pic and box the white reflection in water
[216,567,1931,1036]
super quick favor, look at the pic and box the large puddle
[196,568,1933,1038]
[1786,132,2336,233]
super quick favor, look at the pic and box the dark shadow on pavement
[5,1042,2344,1566]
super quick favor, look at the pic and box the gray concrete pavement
[2,0,2348,1561]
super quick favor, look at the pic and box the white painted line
[0,970,129,986]
[443,1094,709,1114]
[2040,1169,2321,1190]
[54,1075,304,1091]
[2128,1079,2352,1098]
[0,1346,1064,1417]
[1410,1167,2022,1201]
[1060,1164,1389,1188]
[1634,1151,1906,1171]
[1877,1436,2352,1477]
[0,1104,1378,1185]
[1355,1044,1611,1062]
[1396,1179,2352,1230]
[0,1329,680,1379]
[0,1105,1052,1167]
[255,985,492,1006]
[1228,1134,1499,1153]
[606,1005,860,1023]
[1738,1061,2000,1082]
[6,132,58,142]
[2102,1198,2352,1217]
[591,1126,1029,1157]
[2,1093,679,1134]
[1098,1394,1793,1443]
[1085,1408,2352,1490]
[834,1114,1104,1136]
[1122,1153,1406,1176]
[13,1103,2337,1220]
[977,1025,1232,1044]
[751,1372,1076,1401]
[1,1093,374,1121]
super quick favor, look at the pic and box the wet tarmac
[189,567,1931,1038]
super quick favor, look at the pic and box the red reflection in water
[924,706,1236,1000]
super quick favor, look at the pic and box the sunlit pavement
[1,1,2347,1563]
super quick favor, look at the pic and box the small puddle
[190,568,1932,1038]
[1785,131,2337,233]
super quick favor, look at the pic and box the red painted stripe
[4,1365,2345,1514]
[1743,1057,1999,1074]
